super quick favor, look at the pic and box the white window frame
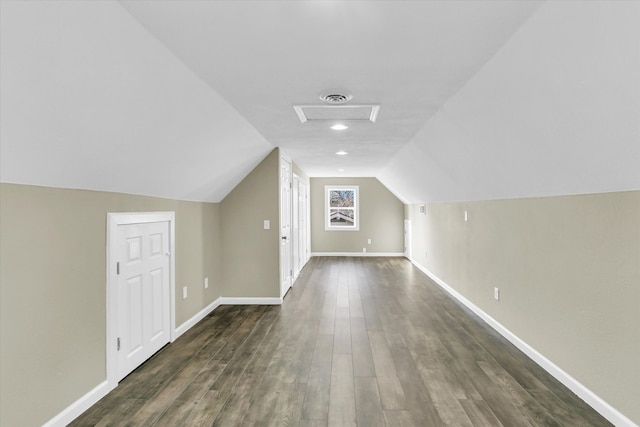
[325,185,359,231]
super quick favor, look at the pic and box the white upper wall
[378,1,640,203]
[0,1,273,202]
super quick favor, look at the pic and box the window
[325,185,359,231]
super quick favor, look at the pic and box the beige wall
[409,190,640,424]
[221,148,280,297]
[0,183,222,427]
[310,177,404,254]
[0,148,288,425]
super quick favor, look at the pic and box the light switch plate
[183,286,188,299]
[264,220,270,230]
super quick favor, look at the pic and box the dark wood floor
[71,257,611,426]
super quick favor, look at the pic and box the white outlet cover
[363,247,367,253]
[183,286,188,299]
[204,277,209,289]
[263,220,270,230]
[368,239,372,244]
[494,287,500,300]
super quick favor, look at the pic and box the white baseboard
[220,297,283,305]
[42,380,112,427]
[411,260,637,427]
[174,297,222,340]
[311,252,405,257]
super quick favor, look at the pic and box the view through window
[325,185,359,230]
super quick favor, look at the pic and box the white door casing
[107,212,175,388]
[280,154,292,298]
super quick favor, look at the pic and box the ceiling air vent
[319,92,353,104]
[293,105,380,124]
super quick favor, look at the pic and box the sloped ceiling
[379,1,640,203]
[1,1,638,204]
[0,0,273,202]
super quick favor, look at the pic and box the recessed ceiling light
[336,150,348,155]
[330,124,349,131]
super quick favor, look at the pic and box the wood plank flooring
[71,257,611,426]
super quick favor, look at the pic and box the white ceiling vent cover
[293,105,380,123]
[319,92,353,104]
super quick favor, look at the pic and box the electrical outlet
[263,220,270,230]
[183,286,188,299]
[204,277,209,289]
[367,238,372,245]
[363,247,367,253]
[494,287,500,301]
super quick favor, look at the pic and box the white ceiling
[1,1,638,203]
[119,0,542,178]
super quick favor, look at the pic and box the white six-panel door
[404,219,412,260]
[299,179,309,267]
[280,155,292,298]
[292,177,300,280]
[292,175,310,281]
[116,220,171,381]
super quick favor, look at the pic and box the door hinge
[116,262,120,275]
[117,337,121,351]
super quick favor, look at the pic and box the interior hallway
[71,257,610,426]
